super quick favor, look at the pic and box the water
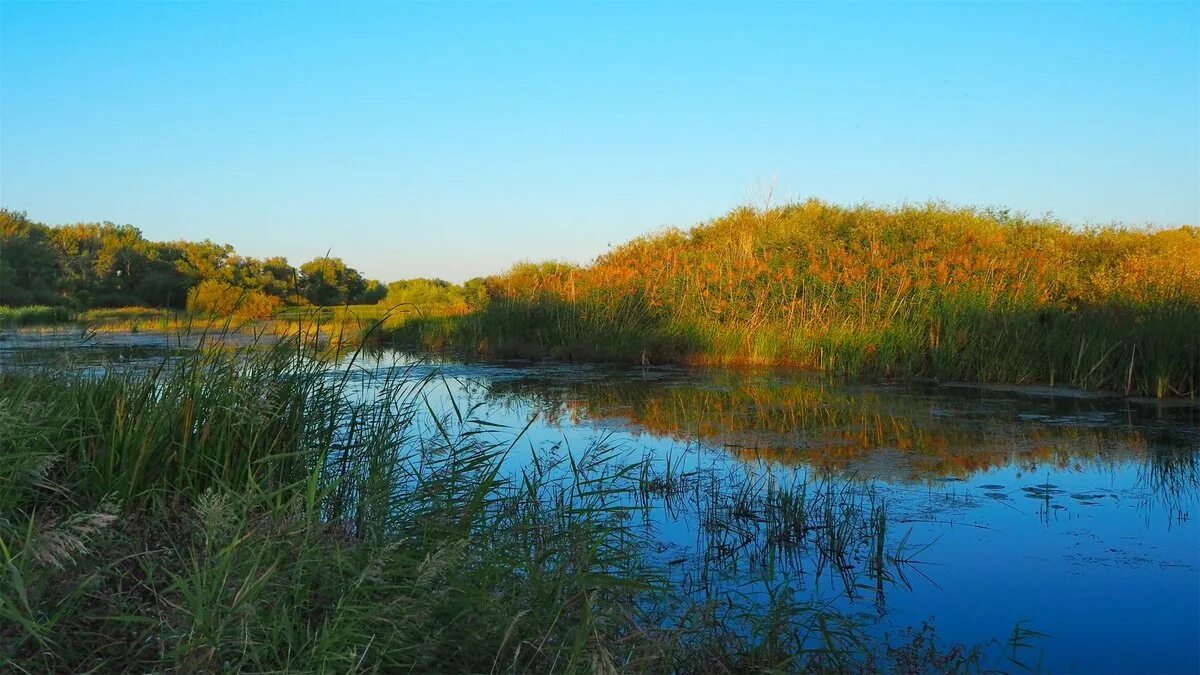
[4,331,1198,672]
[349,350,1199,674]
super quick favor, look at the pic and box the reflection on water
[352,350,1199,675]
[0,328,258,373]
[3,333,1197,673]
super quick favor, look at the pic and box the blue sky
[2,2,1196,283]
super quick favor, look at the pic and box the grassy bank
[383,201,1200,397]
[2,303,448,349]
[2,342,1038,672]
[0,305,73,327]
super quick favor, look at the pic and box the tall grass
[0,305,72,327]
[384,200,1200,397]
[0,340,1014,672]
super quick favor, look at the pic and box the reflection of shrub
[186,280,281,319]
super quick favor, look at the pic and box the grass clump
[0,345,658,671]
[384,200,1200,397]
[4,342,1002,672]
[0,305,73,327]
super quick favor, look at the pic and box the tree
[299,256,366,306]
[171,240,235,285]
[186,279,281,319]
[0,210,61,305]
[48,222,157,307]
[357,279,387,304]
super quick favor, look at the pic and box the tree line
[0,209,385,311]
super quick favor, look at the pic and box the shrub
[0,305,72,327]
[185,279,281,319]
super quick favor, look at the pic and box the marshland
[4,2,1199,672]
[2,198,1199,672]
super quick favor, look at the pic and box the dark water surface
[4,331,1198,673]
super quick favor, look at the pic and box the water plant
[385,200,1200,397]
[0,337,1000,672]
[0,305,72,327]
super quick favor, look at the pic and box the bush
[0,305,73,326]
[185,280,281,319]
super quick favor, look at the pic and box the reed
[0,338,1004,672]
[0,305,72,327]
[383,200,1200,397]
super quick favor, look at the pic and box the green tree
[0,210,61,305]
[357,279,387,304]
[299,256,366,306]
[48,222,157,306]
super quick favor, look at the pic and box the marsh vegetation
[1,331,1195,672]
[0,340,1026,672]
[387,201,1199,397]
[6,200,1197,396]
[3,196,1198,672]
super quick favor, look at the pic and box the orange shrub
[186,280,281,319]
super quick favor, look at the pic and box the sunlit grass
[384,200,1200,397]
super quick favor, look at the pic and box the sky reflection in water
[352,350,1198,675]
[3,333,1196,673]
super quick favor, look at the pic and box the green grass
[0,305,73,327]
[0,339,1035,672]
[273,303,389,322]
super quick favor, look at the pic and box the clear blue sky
[2,2,1197,283]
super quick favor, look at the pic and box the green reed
[0,338,1030,672]
[0,305,73,327]
[379,201,1200,397]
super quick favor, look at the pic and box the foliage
[385,200,1200,397]
[381,277,486,314]
[359,278,387,304]
[0,208,382,314]
[185,279,282,319]
[299,256,368,306]
[0,211,61,306]
[0,305,72,327]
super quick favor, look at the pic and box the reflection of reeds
[1,336,994,672]
[486,373,1170,484]
[1138,448,1200,523]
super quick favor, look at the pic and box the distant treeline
[0,209,385,314]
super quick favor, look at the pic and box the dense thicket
[0,209,384,309]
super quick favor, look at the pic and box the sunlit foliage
[0,209,383,311]
[391,200,1199,396]
[185,279,282,319]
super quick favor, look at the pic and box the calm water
[5,331,1199,673]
